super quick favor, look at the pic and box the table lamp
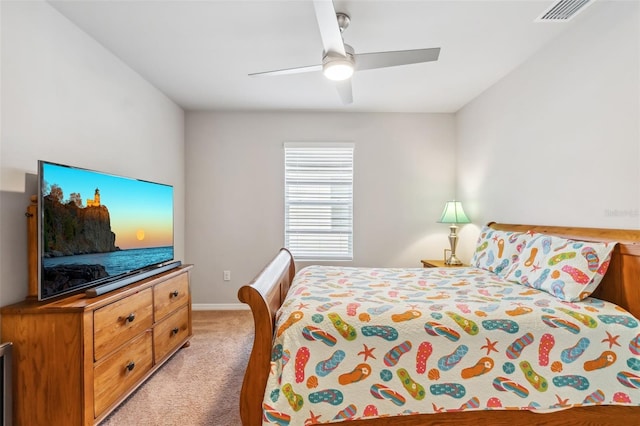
[437,201,471,265]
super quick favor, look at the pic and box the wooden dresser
[0,265,193,425]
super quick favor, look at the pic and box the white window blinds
[284,143,354,261]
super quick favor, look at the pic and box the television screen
[38,161,174,300]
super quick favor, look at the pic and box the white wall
[456,0,640,260]
[0,1,185,307]
[185,112,456,306]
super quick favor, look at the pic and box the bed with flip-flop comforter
[262,262,640,425]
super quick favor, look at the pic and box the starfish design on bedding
[602,331,621,349]
[358,343,376,361]
[296,302,310,310]
[555,394,570,406]
[481,337,499,355]
[432,403,444,413]
[304,411,322,425]
[530,262,541,272]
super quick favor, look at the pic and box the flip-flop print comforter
[263,266,640,425]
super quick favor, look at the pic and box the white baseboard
[192,303,249,311]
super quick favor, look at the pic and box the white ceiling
[48,0,600,112]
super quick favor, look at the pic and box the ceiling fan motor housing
[336,13,350,32]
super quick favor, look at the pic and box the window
[284,142,354,261]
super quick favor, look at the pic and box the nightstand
[421,259,469,268]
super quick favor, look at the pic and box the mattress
[263,266,640,424]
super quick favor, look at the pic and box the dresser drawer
[154,304,190,363]
[154,273,189,321]
[93,330,153,418]
[94,288,153,360]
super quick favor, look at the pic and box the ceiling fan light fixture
[323,59,354,81]
[322,46,355,81]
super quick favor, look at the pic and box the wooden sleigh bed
[238,222,640,425]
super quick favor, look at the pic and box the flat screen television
[38,160,175,300]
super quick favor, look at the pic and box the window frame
[283,142,354,261]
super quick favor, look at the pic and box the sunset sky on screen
[42,162,173,249]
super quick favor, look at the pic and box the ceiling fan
[248,0,441,104]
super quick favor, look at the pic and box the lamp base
[445,254,463,266]
[445,224,462,266]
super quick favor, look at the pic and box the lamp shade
[438,201,470,224]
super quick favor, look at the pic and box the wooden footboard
[238,225,640,425]
[237,248,296,426]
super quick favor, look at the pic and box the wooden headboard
[489,222,640,319]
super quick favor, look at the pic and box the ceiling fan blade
[248,64,322,77]
[313,0,346,56]
[355,47,440,71]
[335,79,353,104]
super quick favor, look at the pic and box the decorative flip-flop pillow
[470,226,528,276]
[503,232,616,301]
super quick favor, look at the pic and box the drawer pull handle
[124,313,136,324]
[170,290,179,298]
[125,361,136,373]
[171,327,180,336]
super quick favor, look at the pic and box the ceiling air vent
[536,0,595,22]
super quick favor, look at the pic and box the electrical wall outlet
[223,270,231,281]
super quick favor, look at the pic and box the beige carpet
[101,310,253,426]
